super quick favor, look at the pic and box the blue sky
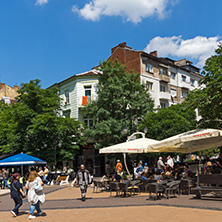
[0,0,221,88]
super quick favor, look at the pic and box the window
[171,72,176,79]
[181,90,188,98]
[84,86,92,102]
[160,102,166,108]
[181,75,186,82]
[198,81,201,87]
[146,81,153,91]
[65,90,69,103]
[63,110,70,118]
[159,68,164,75]
[170,88,177,97]
[145,64,153,73]
[190,79,195,86]
[84,117,94,130]
[160,85,166,92]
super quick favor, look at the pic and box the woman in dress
[25,171,45,219]
[10,173,26,217]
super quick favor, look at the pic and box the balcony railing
[159,74,170,83]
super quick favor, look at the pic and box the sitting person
[113,172,122,182]
[136,160,143,176]
[204,161,212,174]
[163,166,172,179]
[172,166,182,180]
[133,163,140,179]
[154,169,163,181]
[211,161,221,174]
[143,163,149,174]
[184,165,193,178]
[141,167,153,181]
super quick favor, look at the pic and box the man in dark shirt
[211,161,221,174]
[216,153,222,170]
[73,164,92,201]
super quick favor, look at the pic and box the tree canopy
[0,80,85,164]
[83,60,154,148]
[138,103,197,140]
[185,43,222,129]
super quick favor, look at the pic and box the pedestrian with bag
[10,173,26,217]
[73,164,92,201]
[0,169,3,189]
[25,171,45,219]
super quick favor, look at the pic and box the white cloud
[144,36,221,67]
[72,0,177,23]
[35,0,48,6]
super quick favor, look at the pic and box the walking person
[25,171,45,219]
[73,164,92,201]
[2,168,10,189]
[0,169,3,189]
[10,173,26,217]
[43,166,50,185]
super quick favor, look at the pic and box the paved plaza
[1,184,222,221]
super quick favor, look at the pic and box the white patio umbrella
[99,137,159,178]
[99,137,159,154]
[146,128,222,153]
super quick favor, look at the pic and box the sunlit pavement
[1,184,222,222]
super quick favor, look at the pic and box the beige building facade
[0,83,20,104]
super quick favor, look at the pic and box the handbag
[12,182,26,198]
[34,179,43,192]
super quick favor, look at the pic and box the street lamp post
[122,103,148,180]
[126,104,133,135]
[44,138,62,176]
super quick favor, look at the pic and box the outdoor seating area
[91,176,195,200]
[193,174,222,199]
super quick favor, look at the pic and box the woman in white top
[25,171,45,219]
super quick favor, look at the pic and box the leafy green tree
[139,104,197,140]
[0,80,85,164]
[185,43,222,129]
[83,60,154,148]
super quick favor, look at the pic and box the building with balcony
[51,70,100,124]
[50,42,203,175]
[49,69,103,175]
[108,42,203,108]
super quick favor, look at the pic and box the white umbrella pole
[123,153,131,179]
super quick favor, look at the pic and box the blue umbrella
[0,153,47,176]
[0,153,47,166]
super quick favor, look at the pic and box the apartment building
[50,69,102,175]
[53,42,202,175]
[52,70,100,125]
[0,83,20,104]
[108,42,203,108]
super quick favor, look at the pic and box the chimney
[150,51,157,57]
[0,83,5,89]
[111,42,130,53]
[14,85,20,91]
